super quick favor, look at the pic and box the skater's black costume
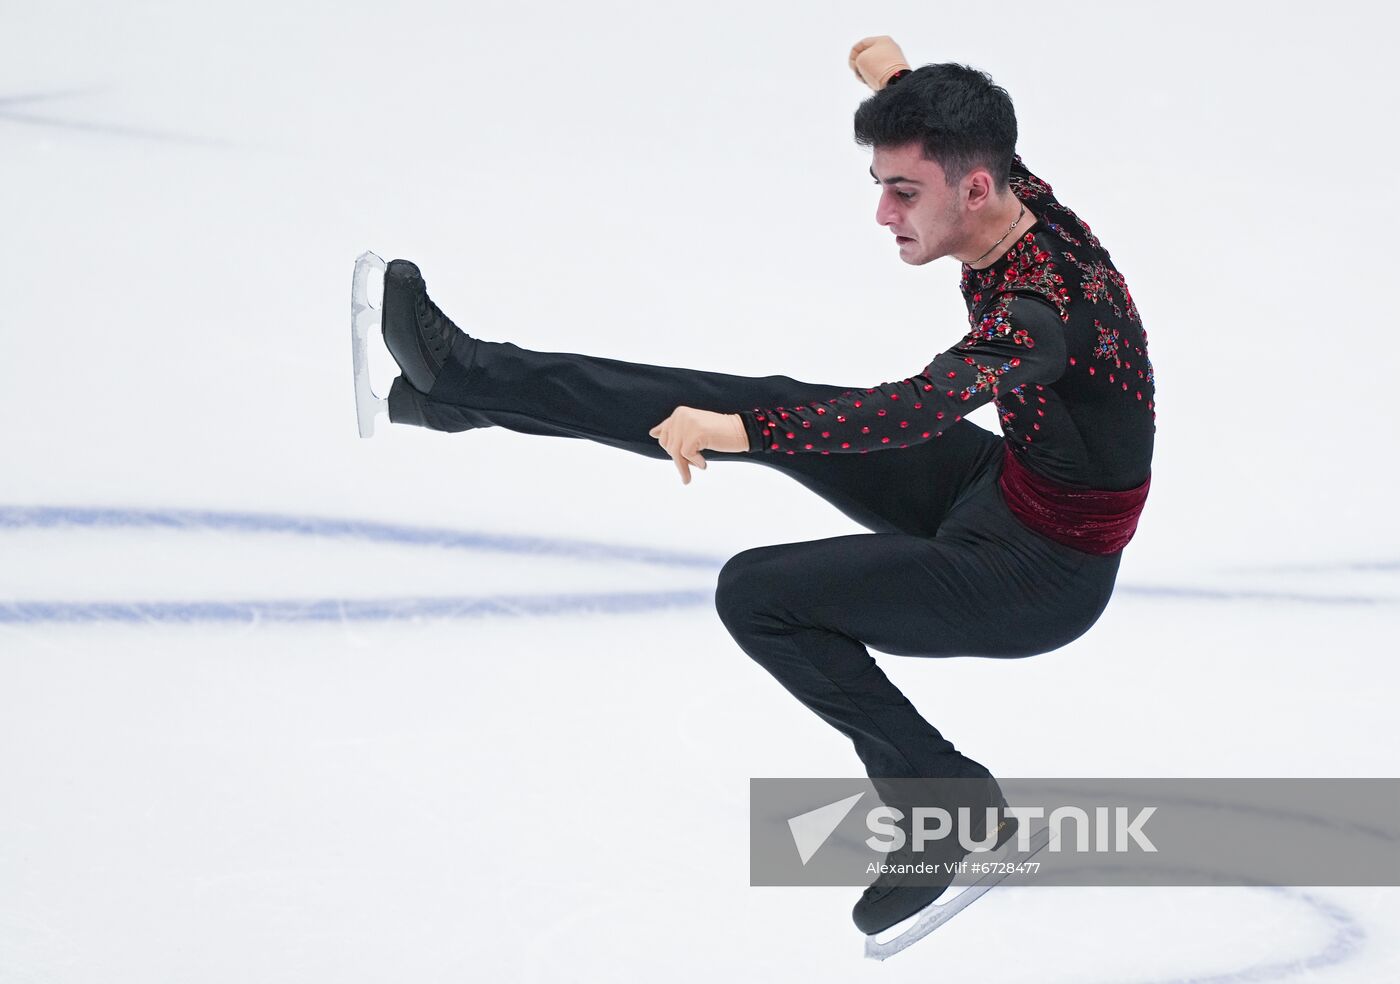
[383,153,1155,927]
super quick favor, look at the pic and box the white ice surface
[3,1,1398,981]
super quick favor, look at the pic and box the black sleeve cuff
[738,410,769,453]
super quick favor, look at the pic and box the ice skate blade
[862,823,1053,961]
[351,251,388,437]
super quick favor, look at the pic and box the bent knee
[714,546,781,627]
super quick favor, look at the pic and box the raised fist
[848,36,910,91]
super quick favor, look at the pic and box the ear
[964,168,997,210]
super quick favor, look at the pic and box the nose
[874,189,900,230]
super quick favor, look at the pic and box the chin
[896,239,938,265]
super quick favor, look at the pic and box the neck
[963,194,1035,270]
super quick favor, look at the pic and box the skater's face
[871,142,1000,267]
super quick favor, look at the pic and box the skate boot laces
[414,290,457,365]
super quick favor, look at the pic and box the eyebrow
[869,165,923,185]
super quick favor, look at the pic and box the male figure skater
[352,37,1154,937]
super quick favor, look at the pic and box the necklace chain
[968,202,1026,267]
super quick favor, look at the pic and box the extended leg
[369,255,1002,536]
[390,332,853,458]
[394,333,1003,537]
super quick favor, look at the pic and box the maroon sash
[998,444,1150,555]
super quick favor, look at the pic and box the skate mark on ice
[0,591,716,625]
[0,504,726,567]
[1218,558,1400,575]
[0,504,725,625]
[1,505,1396,624]
[0,85,112,108]
[0,85,232,146]
[1113,583,1398,608]
[1118,886,1364,984]
[987,781,1379,983]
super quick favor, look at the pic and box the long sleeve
[739,292,1067,454]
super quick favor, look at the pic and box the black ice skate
[854,805,1017,932]
[381,257,470,394]
[350,251,471,438]
[857,803,1052,961]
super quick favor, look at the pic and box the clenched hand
[648,407,751,484]
[848,36,910,91]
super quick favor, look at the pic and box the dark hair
[853,63,1018,193]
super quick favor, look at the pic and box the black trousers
[388,334,1123,786]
